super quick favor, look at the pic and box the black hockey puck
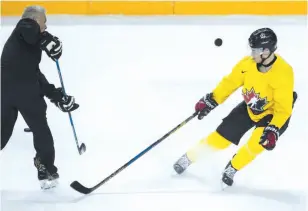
[24,128,32,132]
[214,38,223,47]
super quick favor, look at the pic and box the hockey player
[1,6,79,189]
[173,28,297,187]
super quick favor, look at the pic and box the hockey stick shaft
[70,111,198,194]
[55,60,85,154]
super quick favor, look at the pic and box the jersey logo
[242,87,268,115]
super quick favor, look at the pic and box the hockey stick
[55,60,86,155]
[70,111,198,194]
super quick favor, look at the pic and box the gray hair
[21,5,46,20]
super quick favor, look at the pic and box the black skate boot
[34,156,48,181]
[221,161,237,187]
[34,156,59,190]
[173,153,192,174]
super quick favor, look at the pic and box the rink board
[1,1,307,16]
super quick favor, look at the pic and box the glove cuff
[204,93,218,108]
[265,124,280,138]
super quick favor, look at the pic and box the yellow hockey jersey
[212,54,294,129]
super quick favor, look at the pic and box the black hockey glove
[259,125,279,151]
[40,31,62,61]
[195,93,218,120]
[49,88,79,112]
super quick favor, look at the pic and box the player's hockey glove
[49,88,79,112]
[195,93,218,120]
[40,31,62,61]
[259,125,279,150]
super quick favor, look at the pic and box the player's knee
[230,128,265,170]
[246,127,265,155]
[200,131,232,150]
[186,131,231,162]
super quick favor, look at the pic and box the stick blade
[78,143,86,155]
[70,181,93,194]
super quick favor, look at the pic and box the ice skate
[43,172,59,190]
[221,161,237,189]
[34,157,59,190]
[173,153,192,174]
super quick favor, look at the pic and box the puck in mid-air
[214,38,223,47]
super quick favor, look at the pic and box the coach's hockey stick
[55,60,86,155]
[70,111,198,194]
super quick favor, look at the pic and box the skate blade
[220,181,230,191]
[40,179,59,190]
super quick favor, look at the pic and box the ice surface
[0,15,307,211]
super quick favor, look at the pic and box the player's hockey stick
[55,60,86,155]
[70,111,198,194]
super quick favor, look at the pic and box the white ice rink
[0,15,308,211]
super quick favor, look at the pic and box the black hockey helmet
[248,28,277,53]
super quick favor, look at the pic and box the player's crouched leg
[173,101,254,175]
[223,91,298,186]
[222,127,265,186]
[173,131,231,174]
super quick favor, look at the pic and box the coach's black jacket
[1,18,58,100]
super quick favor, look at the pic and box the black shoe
[34,156,59,189]
[222,161,237,186]
[34,156,48,180]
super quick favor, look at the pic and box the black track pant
[1,92,58,174]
